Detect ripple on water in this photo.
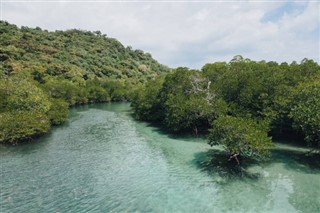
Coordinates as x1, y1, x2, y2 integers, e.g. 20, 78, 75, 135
1, 104, 319, 213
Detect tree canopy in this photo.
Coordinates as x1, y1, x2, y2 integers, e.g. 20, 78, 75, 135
208, 116, 272, 161
0, 21, 170, 144
1, 20, 320, 159
132, 56, 320, 162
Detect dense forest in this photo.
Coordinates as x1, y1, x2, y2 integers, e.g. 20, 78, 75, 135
131, 56, 320, 163
0, 21, 170, 144
1, 21, 319, 165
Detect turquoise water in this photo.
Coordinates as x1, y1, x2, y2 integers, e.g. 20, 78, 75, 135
1, 103, 319, 213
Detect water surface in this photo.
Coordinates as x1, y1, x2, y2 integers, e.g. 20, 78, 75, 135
1, 103, 319, 212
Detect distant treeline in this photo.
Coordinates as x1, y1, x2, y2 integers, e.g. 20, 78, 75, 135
131, 56, 320, 161
0, 21, 170, 144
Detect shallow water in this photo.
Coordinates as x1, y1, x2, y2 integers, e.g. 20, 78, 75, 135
1, 103, 319, 213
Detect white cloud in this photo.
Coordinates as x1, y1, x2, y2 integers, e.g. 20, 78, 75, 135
2, 1, 319, 68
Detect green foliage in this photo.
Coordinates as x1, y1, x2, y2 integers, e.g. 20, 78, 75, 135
0, 21, 169, 84
132, 67, 228, 133
0, 78, 51, 114
203, 57, 320, 147
209, 116, 273, 160
289, 80, 320, 147
1, 19, 319, 151
132, 56, 320, 161
103, 80, 129, 101
202, 62, 228, 83
0, 20, 170, 108
0, 77, 52, 143
86, 80, 110, 103
131, 77, 164, 121
159, 68, 226, 132
41, 78, 83, 105
47, 99, 69, 125
0, 20, 170, 144
0, 111, 50, 144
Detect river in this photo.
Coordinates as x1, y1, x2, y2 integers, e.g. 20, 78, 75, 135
0, 103, 319, 213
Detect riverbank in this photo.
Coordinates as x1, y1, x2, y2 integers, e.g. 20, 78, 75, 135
1, 103, 319, 213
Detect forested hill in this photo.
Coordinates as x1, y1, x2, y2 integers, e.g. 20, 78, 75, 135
0, 21, 170, 144
0, 21, 169, 84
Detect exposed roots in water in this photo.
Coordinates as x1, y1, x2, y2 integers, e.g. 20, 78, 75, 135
193, 150, 261, 182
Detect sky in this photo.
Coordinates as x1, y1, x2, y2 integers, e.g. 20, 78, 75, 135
1, 0, 319, 69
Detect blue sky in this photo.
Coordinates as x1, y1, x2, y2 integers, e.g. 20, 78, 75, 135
261, 1, 307, 23
1, 0, 319, 69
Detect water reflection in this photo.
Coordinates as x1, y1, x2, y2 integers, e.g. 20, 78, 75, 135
193, 149, 262, 181
1, 103, 319, 213
193, 144, 320, 212
270, 147, 320, 172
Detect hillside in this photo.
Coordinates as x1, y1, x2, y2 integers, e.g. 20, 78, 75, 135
0, 21, 170, 144
0, 21, 169, 84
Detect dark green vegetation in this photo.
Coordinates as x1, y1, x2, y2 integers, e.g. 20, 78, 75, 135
1, 20, 319, 166
0, 21, 169, 144
132, 56, 320, 162
208, 116, 272, 161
